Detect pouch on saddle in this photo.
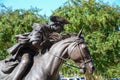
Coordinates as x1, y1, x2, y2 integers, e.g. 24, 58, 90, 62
7, 33, 30, 55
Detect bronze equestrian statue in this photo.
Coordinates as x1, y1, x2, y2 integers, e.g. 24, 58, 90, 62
0, 16, 95, 80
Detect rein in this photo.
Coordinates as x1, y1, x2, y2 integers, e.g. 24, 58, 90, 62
66, 39, 92, 69
49, 53, 80, 69
48, 40, 80, 69
49, 38, 92, 69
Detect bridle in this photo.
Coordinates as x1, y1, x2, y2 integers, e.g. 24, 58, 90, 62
77, 39, 92, 69
50, 38, 92, 69
68, 38, 92, 69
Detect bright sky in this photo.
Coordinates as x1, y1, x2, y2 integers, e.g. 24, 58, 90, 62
0, 0, 120, 16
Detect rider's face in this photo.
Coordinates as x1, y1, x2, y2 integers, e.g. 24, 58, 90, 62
56, 25, 64, 33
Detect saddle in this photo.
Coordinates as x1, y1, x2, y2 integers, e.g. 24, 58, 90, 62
7, 33, 30, 55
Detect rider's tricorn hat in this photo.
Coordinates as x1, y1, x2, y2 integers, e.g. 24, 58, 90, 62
50, 16, 69, 24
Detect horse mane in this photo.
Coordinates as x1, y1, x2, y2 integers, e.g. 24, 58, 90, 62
47, 36, 82, 56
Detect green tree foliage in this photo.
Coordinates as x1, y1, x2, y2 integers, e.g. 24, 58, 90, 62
0, 6, 48, 59
53, 0, 120, 33
52, 0, 120, 78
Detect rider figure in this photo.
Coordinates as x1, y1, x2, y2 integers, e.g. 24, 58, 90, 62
5, 16, 69, 80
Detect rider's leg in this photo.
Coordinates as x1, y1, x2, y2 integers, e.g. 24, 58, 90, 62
13, 53, 31, 80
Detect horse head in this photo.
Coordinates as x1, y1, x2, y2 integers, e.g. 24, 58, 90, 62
67, 29, 95, 74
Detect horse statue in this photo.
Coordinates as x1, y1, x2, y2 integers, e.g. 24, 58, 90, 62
0, 30, 95, 80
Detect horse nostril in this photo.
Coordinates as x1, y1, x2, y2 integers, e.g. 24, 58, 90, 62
92, 66, 95, 71
90, 66, 95, 73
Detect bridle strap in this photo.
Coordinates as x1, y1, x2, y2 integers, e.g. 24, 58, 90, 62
49, 53, 67, 61
48, 41, 79, 69
79, 44, 92, 68
49, 53, 81, 69
49, 38, 91, 69
79, 59, 92, 68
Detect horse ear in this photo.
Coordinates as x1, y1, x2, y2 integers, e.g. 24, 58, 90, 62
77, 29, 82, 38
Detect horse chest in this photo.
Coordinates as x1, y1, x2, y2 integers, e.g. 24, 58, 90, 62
24, 71, 47, 80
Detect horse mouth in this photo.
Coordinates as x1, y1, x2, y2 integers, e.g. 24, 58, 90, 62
79, 66, 95, 74
88, 66, 95, 74
80, 68, 86, 74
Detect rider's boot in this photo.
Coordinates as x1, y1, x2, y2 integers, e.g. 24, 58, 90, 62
13, 53, 31, 80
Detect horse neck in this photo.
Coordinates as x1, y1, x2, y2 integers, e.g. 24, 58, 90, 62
45, 40, 70, 76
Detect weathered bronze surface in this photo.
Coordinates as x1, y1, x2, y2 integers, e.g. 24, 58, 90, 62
0, 16, 94, 80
